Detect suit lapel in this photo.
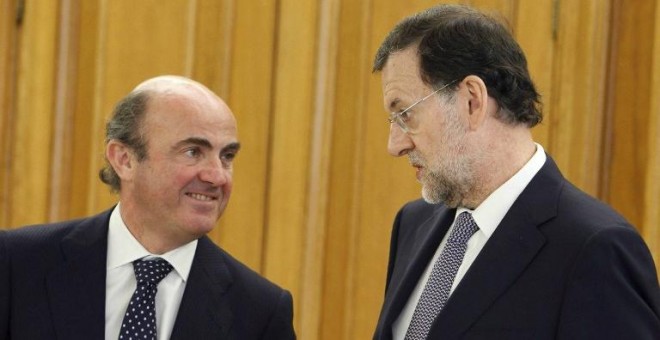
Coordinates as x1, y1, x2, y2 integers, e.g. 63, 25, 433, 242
170, 236, 233, 339
46, 210, 111, 340
378, 206, 456, 339
428, 156, 563, 338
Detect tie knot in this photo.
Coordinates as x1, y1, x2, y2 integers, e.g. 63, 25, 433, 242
448, 212, 479, 244
133, 258, 173, 286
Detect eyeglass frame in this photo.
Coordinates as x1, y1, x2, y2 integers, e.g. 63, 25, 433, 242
388, 79, 458, 133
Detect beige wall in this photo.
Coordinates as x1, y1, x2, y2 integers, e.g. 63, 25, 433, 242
1, 0, 658, 339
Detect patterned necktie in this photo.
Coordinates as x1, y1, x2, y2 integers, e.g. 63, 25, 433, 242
405, 211, 479, 340
119, 258, 173, 340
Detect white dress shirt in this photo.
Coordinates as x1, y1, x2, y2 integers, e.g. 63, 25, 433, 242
392, 144, 547, 339
105, 204, 198, 340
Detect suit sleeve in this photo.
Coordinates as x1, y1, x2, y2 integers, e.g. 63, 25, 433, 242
557, 226, 660, 339
0, 230, 9, 339
262, 289, 296, 339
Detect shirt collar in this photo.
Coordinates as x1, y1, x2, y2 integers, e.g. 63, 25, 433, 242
457, 143, 547, 236
106, 203, 198, 282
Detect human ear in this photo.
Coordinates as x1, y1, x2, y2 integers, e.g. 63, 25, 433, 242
463, 75, 489, 130
105, 140, 136, 181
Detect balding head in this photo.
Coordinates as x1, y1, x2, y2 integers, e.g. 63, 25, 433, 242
99, 75, 234, 192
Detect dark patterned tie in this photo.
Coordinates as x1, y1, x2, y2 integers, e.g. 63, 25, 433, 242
405, 212, 479, 340
118, 258, 173, 340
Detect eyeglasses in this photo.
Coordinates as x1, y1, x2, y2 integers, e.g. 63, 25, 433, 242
388, 79, 458, 133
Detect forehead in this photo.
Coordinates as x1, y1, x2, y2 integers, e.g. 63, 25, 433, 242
381, 47, 430, 109
142, 90, 238, 146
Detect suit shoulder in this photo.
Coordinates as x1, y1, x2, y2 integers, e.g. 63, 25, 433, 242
2, 210, 110, 256
194, 238, 295, 338
198, 238, 288, 297
557, 182, 633, 234
3, 219, 82, 249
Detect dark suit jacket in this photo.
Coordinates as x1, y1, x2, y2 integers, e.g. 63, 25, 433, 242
0, 208, 295, 339
374, 157, 660, 339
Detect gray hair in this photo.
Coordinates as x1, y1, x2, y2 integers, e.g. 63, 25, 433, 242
98, 90, 150, 192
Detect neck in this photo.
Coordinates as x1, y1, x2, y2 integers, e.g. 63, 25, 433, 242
462, 124, 536, 209
118, 200, 191, 255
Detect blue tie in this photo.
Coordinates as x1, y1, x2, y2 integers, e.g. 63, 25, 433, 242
118, 258, 173, 340
405, 211, 479, 339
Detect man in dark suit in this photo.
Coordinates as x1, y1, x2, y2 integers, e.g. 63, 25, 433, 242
372, 5, 659, 339
0, 76, 295, 339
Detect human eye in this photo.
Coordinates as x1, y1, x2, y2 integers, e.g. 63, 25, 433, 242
220, 149, 239, 168
184, 147, 201, 159
398, 108, 412, 122
222, 151, 236, 162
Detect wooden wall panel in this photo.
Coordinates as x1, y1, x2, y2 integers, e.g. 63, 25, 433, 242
263, 0, 319, 335
50, 0, 87, 222
299, 0, 340, 336
320, 1, 372, 338
320, 0, 372, 336
61, 0, 100, 220
190, 0, 232, 96
607, 0, 660, 260
10, 0, 59, 226
605, 0, 656, 229
645, 1, 660, 263
0, 0, 18, 227
548, 0, 610, 196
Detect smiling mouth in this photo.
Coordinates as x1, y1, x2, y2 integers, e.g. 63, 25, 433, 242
187, 193, 217, 201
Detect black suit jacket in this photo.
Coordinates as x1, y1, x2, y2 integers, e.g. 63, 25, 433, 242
374, 157, 660, 339
0, 208, 295, 339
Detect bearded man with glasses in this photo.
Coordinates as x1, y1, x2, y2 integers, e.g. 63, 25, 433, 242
372, 4, 659, 340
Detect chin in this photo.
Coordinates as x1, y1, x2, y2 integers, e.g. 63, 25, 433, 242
182, 215, 219, 235
421, 187, 441, 204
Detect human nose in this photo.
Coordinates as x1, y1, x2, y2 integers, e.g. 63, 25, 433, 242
199, 158, 231, 185
387, 124, 414, 157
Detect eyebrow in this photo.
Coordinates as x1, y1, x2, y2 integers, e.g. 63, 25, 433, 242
222, 142, 241, 154
173, 137, 213, 150
388, 98, 402, 111
172, 137, 241, 153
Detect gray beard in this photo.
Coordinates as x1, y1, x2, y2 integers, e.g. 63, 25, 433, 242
416, 142, 474, 207
420, 166, 470, 207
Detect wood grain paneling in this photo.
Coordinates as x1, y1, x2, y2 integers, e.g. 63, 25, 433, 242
0, 0, 18, 227
10, 0, 59, 226
321, 0, 371, 336
320, 1, 372, 338
605, 0, 655, 230
50, 0, 80, 221
64, 0, 100, 219
263, 0, 319, 335
549, 0, 610, 196
642, 0, 660, 262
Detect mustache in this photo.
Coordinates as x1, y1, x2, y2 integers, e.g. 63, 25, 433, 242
408, 152, 425, 167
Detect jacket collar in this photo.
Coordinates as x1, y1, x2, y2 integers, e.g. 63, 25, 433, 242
47, 209, 112, 339
169, 236, 234, 338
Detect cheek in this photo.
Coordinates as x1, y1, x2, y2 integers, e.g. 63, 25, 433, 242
220, 177, 233, 200
169, 164, 198, 182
